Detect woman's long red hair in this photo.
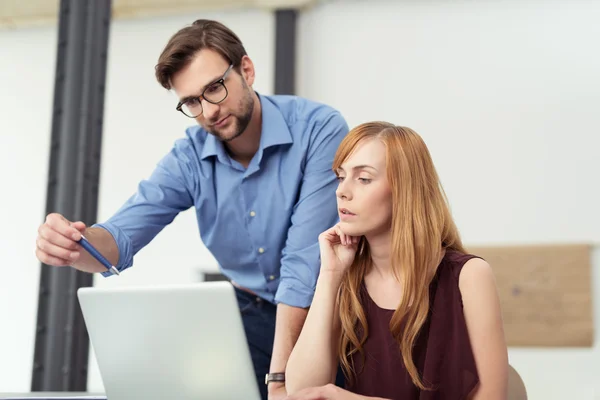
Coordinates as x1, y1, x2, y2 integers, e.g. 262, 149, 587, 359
334, 122, 465, 389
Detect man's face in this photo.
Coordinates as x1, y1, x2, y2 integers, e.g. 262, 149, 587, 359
171, 49, 255, 142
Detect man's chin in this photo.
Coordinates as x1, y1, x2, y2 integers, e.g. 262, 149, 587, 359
218, 129, 243, 142
210, 119, 243, 142
210, 126, 239, 142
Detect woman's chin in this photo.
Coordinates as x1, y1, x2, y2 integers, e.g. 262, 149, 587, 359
339, 222, 364, 237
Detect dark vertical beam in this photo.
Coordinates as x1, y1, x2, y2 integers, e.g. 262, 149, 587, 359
274, 9, 298, 95
32, 0, 112, 391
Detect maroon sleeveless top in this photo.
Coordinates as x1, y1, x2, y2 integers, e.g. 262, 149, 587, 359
346, 250, 480, 400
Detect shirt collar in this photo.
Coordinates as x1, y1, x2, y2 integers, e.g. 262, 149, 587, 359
258, 93, 293, 150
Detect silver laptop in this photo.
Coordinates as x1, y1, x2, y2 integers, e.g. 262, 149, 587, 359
77, 281, 262, 400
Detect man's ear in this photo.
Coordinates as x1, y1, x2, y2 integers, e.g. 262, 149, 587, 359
240, 55, 255, 87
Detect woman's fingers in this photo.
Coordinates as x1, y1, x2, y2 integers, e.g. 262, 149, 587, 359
319, 225, 341, 245
320, 224, 361, 246
334, 225, 346, 245
335, 224, 361, 246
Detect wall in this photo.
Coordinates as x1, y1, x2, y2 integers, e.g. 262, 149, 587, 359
298, 0, 600, 399
1, 0, 599, 398
299, 0, 600, 245
0, 23, 55, 393
0, 9, 274, 392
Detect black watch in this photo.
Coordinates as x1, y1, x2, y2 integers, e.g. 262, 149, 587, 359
265, 372, 285, 385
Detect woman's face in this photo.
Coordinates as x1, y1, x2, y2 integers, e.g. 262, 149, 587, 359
335, 138, 393, 238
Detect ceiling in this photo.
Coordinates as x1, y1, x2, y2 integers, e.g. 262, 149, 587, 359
0, 0, 319, 29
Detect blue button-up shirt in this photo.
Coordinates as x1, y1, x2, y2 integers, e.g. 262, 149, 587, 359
95, 93, 349, 308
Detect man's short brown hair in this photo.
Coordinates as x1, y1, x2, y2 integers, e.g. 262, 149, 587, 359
155, 19, 247, 90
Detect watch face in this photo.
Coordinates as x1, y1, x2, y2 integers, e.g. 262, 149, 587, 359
265, 373, 269, 385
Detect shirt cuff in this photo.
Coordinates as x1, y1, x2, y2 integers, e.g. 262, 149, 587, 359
274, 279, 315, 308
92, 222, 134, 277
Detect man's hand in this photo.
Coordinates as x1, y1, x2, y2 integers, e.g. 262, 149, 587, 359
268, 382, 287, 400
35, 213, 119, 274
36, 213, 86, 267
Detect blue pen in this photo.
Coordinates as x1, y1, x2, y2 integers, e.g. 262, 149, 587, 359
78, 235, 120, 276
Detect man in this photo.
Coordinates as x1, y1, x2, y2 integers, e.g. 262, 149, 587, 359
34, 19, 348, 400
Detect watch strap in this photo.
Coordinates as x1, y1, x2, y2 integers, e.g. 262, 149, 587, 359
265, 372, 285, 385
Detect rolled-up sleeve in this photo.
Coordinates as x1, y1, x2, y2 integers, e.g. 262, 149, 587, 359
95, 138, 196, 276
274, 111, 349, 307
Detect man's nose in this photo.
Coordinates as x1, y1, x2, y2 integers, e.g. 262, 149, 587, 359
202, 100, 220, 120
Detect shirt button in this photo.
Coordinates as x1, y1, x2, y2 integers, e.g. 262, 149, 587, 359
258, 247, 265, 254
269, 275, 276, 281
250, 211, 256, 217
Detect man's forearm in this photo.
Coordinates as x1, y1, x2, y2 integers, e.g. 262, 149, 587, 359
268, 303, 308, 391
73, 227, 120, 273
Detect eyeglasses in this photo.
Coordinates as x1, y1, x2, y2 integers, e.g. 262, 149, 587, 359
176, 64, 233, 118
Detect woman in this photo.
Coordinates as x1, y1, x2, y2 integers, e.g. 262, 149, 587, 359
284, 122, 508, 400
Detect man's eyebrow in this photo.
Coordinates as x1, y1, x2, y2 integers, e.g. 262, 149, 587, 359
178, 74, 223, 103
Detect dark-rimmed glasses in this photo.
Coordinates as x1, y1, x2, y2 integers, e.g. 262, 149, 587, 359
176, 64, 233, 118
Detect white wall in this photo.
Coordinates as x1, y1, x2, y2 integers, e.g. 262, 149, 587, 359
1, 0, 599, 398
0, 24, 55, 393
0, 9, 274, 393
299, 0, 600, 245
298, 0, 600, 399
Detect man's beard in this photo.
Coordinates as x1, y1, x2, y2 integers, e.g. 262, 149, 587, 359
207, 86, 254, 142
